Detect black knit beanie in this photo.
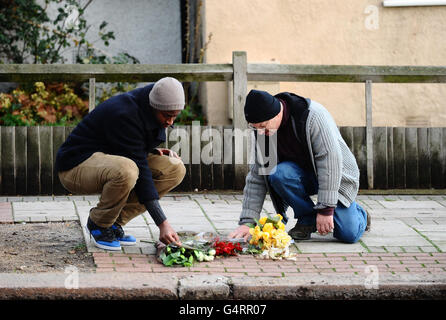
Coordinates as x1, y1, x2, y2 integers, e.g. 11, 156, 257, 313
244, 89, 281, 123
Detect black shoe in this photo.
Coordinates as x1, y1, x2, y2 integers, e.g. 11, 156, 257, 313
111, 223, 136, 246
289, 222, 317, 240
365, 211, 371, 232
86, 217, 121, 251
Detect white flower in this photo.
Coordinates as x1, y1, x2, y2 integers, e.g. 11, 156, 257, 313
204, 255, 214, 261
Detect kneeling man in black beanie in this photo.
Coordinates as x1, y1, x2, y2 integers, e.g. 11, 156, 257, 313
229, 89, 370, 243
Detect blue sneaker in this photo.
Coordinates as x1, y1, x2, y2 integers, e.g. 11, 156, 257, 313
112, 223, 137, 246
86, 217, 121, 251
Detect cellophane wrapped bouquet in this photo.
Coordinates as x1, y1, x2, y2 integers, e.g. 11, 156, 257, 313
248, 214, 296, 261
156, 232, 244, 267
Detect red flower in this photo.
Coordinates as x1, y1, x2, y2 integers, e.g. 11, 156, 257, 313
213, 239, 243, 256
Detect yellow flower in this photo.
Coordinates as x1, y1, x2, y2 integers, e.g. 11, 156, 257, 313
250, 225, 261, 235
277, 221, 286, 231
35, 82, 45, 90
272, 229, 291, 248
250, 216, 293, 251
0, 95, 11, 109
262, 222, 274, 234
249, 225, 264, 246
263, 238, 272, 249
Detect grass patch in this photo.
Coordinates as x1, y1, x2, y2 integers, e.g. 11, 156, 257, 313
193, 199, 220, 235
359, 240, 372, 253
411, 227, 442, 253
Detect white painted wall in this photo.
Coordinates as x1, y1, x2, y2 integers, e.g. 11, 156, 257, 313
46, 0, 182, 64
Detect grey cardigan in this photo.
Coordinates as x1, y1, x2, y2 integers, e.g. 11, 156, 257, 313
239, 99, 360, 225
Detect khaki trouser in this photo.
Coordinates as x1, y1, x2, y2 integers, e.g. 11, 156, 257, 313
59, 152, 186, 228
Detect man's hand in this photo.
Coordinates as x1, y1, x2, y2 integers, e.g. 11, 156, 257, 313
158, 220, 182, 246
155, 148, 180, 159
228, 225, 251, 242
316, 213, 334, 236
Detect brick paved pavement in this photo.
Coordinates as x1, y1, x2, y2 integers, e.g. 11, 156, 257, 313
1, 193, 446, 279
91, 251, 446, 278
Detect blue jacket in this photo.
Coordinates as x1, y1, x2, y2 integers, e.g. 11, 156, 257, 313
55, 84, 165, 204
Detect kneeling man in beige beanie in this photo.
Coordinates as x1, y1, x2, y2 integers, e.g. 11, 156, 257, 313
56, 77, 186, 251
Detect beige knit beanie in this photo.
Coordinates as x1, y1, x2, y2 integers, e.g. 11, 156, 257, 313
149, 77, 185, 111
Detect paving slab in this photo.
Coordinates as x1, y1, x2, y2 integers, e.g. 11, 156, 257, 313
432, 241, 446, 252
416, 232, 445, 242
12, 201, 77, 223
170, 224, 216, 234
125, 215, 149, 227
262, 201, 278, 213
122, 226, 152, 238
413, 225, 446, 232
419, 246, 440, 253
12, 201, 74, 210
437, 200, 446, 207
368, 208, 446, 218
379, 200, 445, 209
398, 217, 421, 226
295, 239, 368, 253
361, 220, 432, 248
198, 204, 242, 212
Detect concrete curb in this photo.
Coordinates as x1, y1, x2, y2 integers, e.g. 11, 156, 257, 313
1, 272, 445, 300
0, 273, 178, 300
230, 274, 446, 300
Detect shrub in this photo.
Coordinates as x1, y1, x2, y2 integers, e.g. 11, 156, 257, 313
176, 102, 206, 125
0, 82, 88, 126
0, 81, 206, 126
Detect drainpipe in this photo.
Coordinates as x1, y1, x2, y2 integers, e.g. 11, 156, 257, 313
383, 0, 446, 6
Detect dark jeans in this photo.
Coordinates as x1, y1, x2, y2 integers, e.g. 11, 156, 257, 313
268, 161, 367, 243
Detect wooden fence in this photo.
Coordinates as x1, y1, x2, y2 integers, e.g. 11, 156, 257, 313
1, 51, 445, 194
0, 125, 444, 195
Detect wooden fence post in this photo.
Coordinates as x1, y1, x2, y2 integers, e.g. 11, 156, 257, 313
1, 127, 15, 195
89, 78, 96, 112
430, 128, 445, 189
212, 125, 224, 189
393, 127, 406, 188
27, 126, 40, 195
232, 51, 248, 190
39, 126, 53, 195
191, 121, 201, 190
15, 126, 27, 195
52, 126, 66, 194
365, 80, 374, 189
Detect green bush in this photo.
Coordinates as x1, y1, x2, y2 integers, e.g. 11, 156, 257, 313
0, 82, 88, 126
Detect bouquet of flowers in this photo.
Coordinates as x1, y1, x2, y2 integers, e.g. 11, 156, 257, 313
213, 238, 243, 256
156, 232, 244, 267
156, 232, 216, 267
158, 244, 216, 267
248, 214, 296, 261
